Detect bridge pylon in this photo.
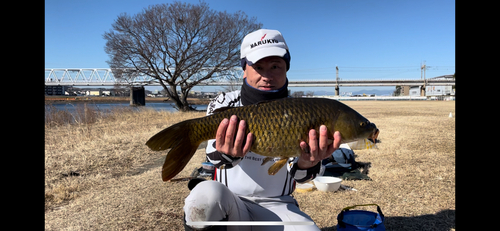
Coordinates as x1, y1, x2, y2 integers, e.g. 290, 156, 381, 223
420, 78, 426, 96
130, 86, 145, 106
335, 66, 340, 96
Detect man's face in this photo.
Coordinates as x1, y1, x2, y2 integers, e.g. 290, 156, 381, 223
244, 56, 287, 91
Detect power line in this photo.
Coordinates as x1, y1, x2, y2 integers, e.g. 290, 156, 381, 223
341, 66, 417, 69
290, 66, 454, 74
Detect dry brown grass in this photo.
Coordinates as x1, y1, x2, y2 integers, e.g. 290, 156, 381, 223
45, 100, 455, 230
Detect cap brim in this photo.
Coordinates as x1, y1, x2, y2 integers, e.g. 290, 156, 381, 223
245, 47, 288, 65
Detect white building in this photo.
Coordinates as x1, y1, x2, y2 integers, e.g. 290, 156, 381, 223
426, 85, 454, 96
86, 90, 101, 96
425, 75, 455, 100
409, 86, 421, 96
426, 75, 455, 96
400, 75, 455, 98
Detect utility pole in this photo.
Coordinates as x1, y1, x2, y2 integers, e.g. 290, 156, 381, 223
421, 61, 427, 80
335, 65, 339, 96
421, 62, 423, 79
421, 61, 426, 96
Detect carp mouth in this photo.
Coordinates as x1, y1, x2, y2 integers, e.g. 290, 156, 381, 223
368, 128, 379, 143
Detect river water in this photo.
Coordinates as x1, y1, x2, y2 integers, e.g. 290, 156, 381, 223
45, 102, 208, 115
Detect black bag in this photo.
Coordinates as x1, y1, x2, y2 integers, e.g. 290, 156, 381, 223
322, 147, 371, 180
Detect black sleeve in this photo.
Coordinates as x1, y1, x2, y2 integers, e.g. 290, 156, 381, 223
206, 139, 243, 169
287, 157, 324, 183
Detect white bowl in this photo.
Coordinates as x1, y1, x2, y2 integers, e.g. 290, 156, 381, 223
313, 176, 342, 192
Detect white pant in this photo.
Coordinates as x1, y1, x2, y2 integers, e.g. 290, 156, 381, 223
184, 181, 320, 231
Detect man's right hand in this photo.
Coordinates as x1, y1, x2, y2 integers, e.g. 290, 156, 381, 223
215, 115, 253, 158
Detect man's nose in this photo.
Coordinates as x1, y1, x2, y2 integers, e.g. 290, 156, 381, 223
261, 70, 274, 81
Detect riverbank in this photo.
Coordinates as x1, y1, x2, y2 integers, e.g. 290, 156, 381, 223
45, 101, 455, 230
45, 95, 212, 105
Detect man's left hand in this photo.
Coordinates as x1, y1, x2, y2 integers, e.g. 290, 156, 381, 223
298, 125, 341, 169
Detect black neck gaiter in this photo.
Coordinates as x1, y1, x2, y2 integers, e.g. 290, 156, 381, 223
240, 78, 289, 106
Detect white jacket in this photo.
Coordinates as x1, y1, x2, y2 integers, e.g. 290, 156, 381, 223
205, 90, 324, 198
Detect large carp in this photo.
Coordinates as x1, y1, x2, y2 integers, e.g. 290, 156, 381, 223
146, 97, 379, 181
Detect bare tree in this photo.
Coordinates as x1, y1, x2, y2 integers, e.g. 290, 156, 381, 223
291, 91, 305, 98
103, 1, 261, 111
222, 78, 243, 92
393, 85, 402, 96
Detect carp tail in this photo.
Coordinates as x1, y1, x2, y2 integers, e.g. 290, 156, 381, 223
146, 120, 201, 181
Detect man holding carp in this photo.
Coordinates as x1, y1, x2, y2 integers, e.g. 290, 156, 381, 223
183, 29, 342, 231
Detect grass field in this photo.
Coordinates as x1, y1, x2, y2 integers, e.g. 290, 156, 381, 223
45, 100, 455, 230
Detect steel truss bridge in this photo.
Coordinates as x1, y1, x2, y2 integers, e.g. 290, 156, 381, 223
45, 68, 455, 87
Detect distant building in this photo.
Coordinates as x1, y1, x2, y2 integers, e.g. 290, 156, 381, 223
426, 86, 454, 96
201, 92, 218, 98
401, 86, 410, 96
400, 86, 422, 96
45, 85, 68, 95
399, 75, 454, 98
189, 90, 202, 97
425, 75, 455, 97
86, 90, 101, 96
409, 86, 421, 96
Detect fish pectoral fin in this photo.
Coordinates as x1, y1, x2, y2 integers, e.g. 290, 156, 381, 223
267, 158, 288, 175
261, 157, 274, 166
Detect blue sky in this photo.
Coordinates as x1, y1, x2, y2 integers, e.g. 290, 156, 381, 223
45, 0, 455, 94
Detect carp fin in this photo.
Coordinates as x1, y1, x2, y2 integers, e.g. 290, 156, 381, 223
145, 120, 201, 181
146, 120, 191, 151
267, 158, 288, 175
160, 137, 200, 182
261, 157, 274, 166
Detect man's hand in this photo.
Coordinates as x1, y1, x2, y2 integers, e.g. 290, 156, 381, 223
215, 115, 253, 158
298, 125, 341, 169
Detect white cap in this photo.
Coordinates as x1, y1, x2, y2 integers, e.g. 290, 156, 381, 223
240, 29, 289, 65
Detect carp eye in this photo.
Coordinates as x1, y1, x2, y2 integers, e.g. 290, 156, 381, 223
360, 122, 367, 127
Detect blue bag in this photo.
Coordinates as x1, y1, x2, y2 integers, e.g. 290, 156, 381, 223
337, 204, 385, 231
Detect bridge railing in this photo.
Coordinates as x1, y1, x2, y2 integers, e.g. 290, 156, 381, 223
45, 68, 244, 86
45, 68, 454, 87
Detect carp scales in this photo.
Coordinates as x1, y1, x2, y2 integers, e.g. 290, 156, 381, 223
146, 97, 379, 181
